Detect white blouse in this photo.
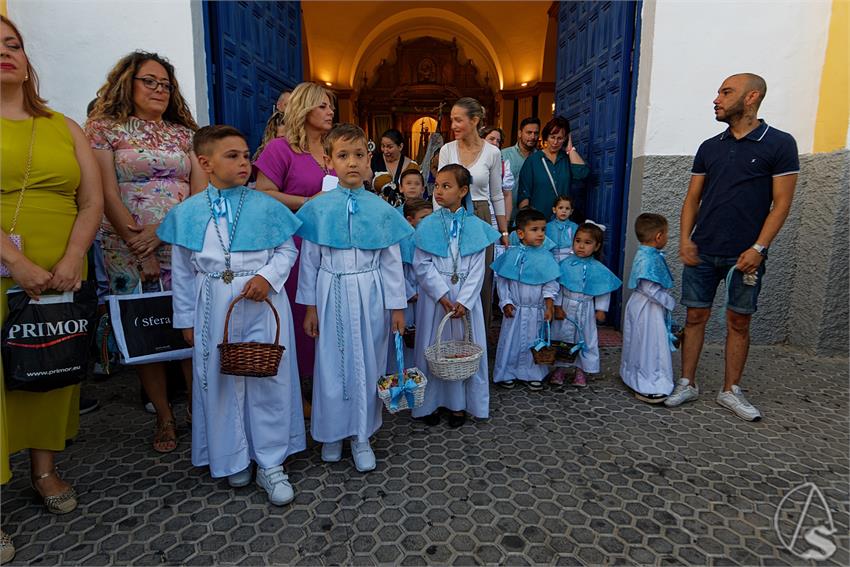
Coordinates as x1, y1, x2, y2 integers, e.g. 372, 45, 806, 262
438, 140, 505, 216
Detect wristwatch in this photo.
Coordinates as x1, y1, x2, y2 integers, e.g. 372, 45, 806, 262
751, 243, 768, 256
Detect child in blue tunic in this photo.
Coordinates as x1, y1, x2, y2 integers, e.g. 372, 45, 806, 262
492, 208, 560, 391
295, 124, 412, 473
547, 195, 579, 263
158, 126, 305, 506
387, 198, 432, 372
411, 164, 501, 428
620, 213, 676, 403
555, 222, 622, 387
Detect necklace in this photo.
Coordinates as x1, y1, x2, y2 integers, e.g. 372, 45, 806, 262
439, 208, 465, 284
206, 188, 248, 283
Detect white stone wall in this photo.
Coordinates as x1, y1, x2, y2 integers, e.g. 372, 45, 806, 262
7, 0, 208, 126
632, 0, 833, 157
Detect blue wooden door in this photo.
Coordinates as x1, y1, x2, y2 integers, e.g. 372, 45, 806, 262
204, 0, 302, 151
556, 0, 636, 321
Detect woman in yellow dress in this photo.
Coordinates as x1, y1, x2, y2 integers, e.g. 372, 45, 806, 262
0, 16, 103, 559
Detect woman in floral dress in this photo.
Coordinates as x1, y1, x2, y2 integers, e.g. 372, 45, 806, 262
86, 51, 205, 452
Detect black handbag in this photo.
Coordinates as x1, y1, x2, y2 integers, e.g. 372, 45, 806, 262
2, 282, 98, 392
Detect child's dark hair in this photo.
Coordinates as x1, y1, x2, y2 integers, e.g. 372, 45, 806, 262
553, 195, 574, 209
193, 125, 247, 157
400, 168, 425, 185
575, 222, 605, 259
634, 213, 668, 243
437, 164, 472, 189
323, 122, 367, 155
403, 197, 433, 219
515, 208, 547, 231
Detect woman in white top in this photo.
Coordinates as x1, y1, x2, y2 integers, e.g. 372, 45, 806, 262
481, 126, 514, 226
438, 97, 509, 329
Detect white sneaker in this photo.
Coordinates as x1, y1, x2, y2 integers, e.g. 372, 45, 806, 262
664, 378, 699, 407
256, 465, 294, 506
351, 439, 376, 472
716, 385, 762, 421
321, 441, 343, 462
227, 465, 252, 488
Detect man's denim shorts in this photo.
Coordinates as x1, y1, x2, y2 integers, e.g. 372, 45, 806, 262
681, 253, 766, 315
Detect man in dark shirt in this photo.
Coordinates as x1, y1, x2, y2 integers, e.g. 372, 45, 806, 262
666, 73, 799, 421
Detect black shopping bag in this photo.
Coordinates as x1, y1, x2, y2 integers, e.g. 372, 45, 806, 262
2, 282, 98, 392
107, 288, 191, 365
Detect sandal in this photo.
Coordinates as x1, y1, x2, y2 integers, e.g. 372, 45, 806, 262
153, 418, 178, 453
31, 469, 78, 514
1, 530, 14, 563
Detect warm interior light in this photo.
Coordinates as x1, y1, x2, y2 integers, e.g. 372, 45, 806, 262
551, 103, 556, 111
325, 81, 333, 87
520, 82, 528, 87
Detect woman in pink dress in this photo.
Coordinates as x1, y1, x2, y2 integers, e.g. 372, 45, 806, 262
254, 82, 335, 414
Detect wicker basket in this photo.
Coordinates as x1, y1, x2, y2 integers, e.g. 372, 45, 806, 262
552, 318, 584, 363
378, 368, 427, 413
402, 325, 416, 349
424, 312, 483, 381
530, 321, 556, 365
218, 296, 284, 377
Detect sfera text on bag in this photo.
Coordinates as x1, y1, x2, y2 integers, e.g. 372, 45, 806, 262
135, 316, 172, 328
5, 318, 90, 340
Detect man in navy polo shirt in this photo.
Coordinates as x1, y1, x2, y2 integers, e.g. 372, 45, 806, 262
666, 73, 799, 421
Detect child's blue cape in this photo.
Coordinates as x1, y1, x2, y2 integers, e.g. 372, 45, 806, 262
491, 244, 560, 285
508, 231, 556, 251
558, 255, 622, 296
296, 186, 413, 249
157, 185, 301, 252
627, 246, 674, 289
399, 234, 415, 265
546, 219, 579, 250
415, 207, 500, 258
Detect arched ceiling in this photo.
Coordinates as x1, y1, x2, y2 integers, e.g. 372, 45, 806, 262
301, 1, 552, 91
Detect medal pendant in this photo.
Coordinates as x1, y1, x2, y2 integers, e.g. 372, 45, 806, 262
222, 269, 235, 284
451, 273, 459, 284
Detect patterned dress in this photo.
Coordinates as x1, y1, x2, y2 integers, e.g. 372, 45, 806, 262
85, 117, 193, 293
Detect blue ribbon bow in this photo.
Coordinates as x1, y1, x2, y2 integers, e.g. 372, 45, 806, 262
210, 194, 233, 227
389, 332, 416, 411
531, 320, 550, 352
347, 192, 359, 215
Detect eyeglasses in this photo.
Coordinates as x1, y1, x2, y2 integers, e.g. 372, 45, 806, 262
134, 77, 175, 93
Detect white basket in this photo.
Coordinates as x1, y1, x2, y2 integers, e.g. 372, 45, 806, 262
377, 367, 427, 413
424, 312, 483, 382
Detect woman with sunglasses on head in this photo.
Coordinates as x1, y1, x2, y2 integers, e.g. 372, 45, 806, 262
85, 51, 206, 454
1, 16, 104, 558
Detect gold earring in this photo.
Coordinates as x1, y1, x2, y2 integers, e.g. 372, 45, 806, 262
24, 73, 29, 81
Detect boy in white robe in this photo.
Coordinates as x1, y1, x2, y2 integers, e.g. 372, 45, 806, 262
158, 126, 305, 506
492, 208, 560, 391
620, 213, 677, 403
411, 164, 501, 428
296, 124, 411, 473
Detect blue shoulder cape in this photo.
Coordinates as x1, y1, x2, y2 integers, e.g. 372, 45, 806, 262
296, 186, 413, 249
546, 219, 579, 250
399, 234, 415, 264
491, 244, 560, 285
415, 207, 501, 258
627, 245, 673, 289
558, 255, 622, 296
508, 230, 556, 251
157, 185, 301, 252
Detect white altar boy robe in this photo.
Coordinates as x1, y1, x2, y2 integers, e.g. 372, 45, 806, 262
620, 279, 676, 395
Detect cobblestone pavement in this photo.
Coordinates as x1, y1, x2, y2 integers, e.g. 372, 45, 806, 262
3, 344, 848, 566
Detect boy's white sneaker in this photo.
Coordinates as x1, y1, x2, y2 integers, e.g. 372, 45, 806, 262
227, 465, 252, 488
716, 385, 762, 421
351, 439, 376, 472
664, 378, 699, 407
256, 465, 294, 506
321, 441, 343, 462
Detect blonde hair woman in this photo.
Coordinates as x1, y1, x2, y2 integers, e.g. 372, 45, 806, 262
1, 17, 103, 555
254, 81, 335, 408
85, 50, 206, 453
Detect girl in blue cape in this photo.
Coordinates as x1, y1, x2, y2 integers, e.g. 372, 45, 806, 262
295, 124, 411, 473
412, 164, 501, 428
158, 126, 305, 506
547, 195, 579, 262
620, 213, 677, 403
492, 208, 561, 391
555, 222, 622, 387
